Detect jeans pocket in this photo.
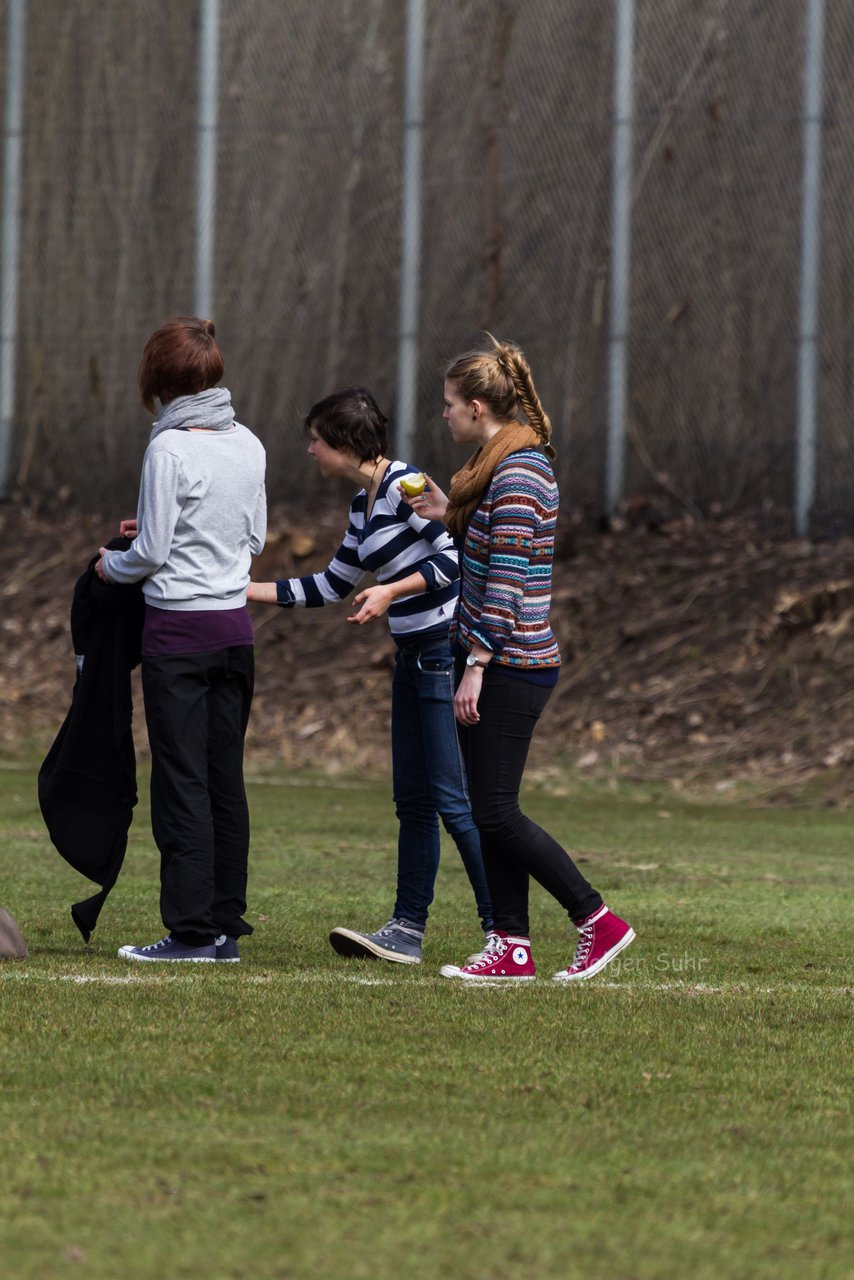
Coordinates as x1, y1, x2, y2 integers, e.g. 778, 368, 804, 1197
417, 652, 454, 675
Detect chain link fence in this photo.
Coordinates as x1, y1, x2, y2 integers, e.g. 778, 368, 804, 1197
2, 0, 852, 531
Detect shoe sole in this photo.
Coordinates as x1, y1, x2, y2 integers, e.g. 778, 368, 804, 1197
118, 948, 215, 963
329, 928, 421, 965
214, 937, 240, 963
552, 927, 636, 982
439, 965, 535, 981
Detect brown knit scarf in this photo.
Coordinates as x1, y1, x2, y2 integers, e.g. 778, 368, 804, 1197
444, 421, 541, 538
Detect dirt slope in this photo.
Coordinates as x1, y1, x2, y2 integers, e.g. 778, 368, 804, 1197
3, 501, 852, 794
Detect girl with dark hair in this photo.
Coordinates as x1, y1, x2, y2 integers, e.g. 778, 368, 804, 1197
95, 318, 267, 963
402, 336, 634, 982
248, 386, 493, 965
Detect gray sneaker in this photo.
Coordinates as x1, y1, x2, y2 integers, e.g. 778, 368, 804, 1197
329, 917, 423, 965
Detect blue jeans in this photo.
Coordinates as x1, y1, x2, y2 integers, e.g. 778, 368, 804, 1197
391, 642, 493, 930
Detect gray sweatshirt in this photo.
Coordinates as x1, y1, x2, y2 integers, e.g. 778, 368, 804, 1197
102, 425, 266, 611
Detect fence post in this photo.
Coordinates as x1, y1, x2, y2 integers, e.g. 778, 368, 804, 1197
195, 0, 220, 320
795, 0, 826, 538
0, 0, 27, 497
605, 0, 635, 517
396, 0, 425, 461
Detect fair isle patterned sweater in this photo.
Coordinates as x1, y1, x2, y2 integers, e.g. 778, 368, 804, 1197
451, 448, 561, 670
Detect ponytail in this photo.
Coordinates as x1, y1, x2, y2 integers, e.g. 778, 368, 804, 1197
487, 333, 555, 460
445, 334, 555, 459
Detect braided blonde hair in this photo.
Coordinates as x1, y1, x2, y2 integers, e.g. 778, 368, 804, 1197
444, 333, 555, 459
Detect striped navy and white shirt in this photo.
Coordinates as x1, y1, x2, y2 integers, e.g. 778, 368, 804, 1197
275, 460, 459, 648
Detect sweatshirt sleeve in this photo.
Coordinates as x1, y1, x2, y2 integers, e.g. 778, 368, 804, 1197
249, 481, 267, 556
100, 448, 185, 585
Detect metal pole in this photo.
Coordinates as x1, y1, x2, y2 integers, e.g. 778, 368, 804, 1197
195, 0, 220, 319
396, 0, 425, 461
605, 0, 635, 516
0, 0, 27, 497
795, 0, 826, 538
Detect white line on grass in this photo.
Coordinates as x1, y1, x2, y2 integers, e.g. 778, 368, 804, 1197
0, 970, 850, 996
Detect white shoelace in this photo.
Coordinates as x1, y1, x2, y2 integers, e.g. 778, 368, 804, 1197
377, 918, 421, 940
570, 921, 595, 970
466, 935, 510, 971
465, 931, 501, 966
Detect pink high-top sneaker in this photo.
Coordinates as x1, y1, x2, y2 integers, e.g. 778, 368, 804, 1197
440, 932, 536, 981
552, 905, 635, 982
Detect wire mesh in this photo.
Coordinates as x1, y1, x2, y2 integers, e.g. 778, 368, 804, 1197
628, 0, 804, 520
1, 0, 851, 530
816, 0, 854, 534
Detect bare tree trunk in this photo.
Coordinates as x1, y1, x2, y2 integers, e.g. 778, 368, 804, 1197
323, 0, 384, 389
482, 2, 515, 330
710, 7, 742, 505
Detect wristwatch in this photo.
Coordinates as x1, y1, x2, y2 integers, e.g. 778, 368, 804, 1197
465, 654, 490, 669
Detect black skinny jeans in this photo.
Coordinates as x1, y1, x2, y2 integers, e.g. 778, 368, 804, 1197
142, 645, 254, 946
456, 662, 602, 936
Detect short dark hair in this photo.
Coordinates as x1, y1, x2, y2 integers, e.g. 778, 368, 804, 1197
304, 387, 389, 463
137, 317, 224, 412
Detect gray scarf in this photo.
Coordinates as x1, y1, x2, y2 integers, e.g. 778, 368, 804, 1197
150, 387, 235, 440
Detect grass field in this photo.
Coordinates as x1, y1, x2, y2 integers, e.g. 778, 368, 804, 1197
0, 759, 850, 1280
